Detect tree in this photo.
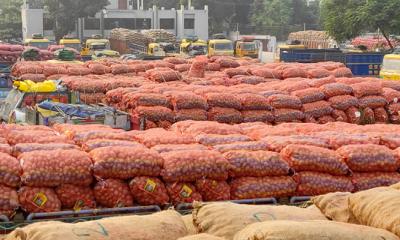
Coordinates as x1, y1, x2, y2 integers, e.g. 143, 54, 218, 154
0, 0, 23, 42
321, 0, 400, 49
44, 0, 109, 41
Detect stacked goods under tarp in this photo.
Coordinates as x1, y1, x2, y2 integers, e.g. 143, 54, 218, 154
288, 30, 337, 49
142, 29, 176, 43
109, 28, 152, 54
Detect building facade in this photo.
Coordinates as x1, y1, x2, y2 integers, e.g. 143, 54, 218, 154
21, 0, 209, 41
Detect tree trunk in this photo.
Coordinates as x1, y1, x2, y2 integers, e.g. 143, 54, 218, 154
378, 26, 394, 50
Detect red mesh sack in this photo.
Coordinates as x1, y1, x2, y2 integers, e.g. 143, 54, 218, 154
224, 150, 290, 177
90, 146, 163, 179
352, 172, 400, 191
303, 101, 333, 118
267, 94, 302, 110
0, 185, 19, 218
230, 177, 297, 199
382, 80, 400, 91
6, 130, 55, 145
188, 59, 207, 78
215, 58, 240, 68
308, 76, 336, 88
88, 64, 111, 74
129, 177, 169, 205
387, 103, 400, 123
374, 108, 389, 123
181, 122, 242, 135
332, 109, 348, 122
67, 67, 91, 76
134, 131, 196, 148
161, 150, 229, 182
207, 107, 243, 124
213, 141, 269, 153
55, 184, 96, 210
291, 88, 325, 104
351, 81, 383, 98
205, 93, 242, 110
382, 88, 400, 103
251, 68, 282, 79
175, 109, 208, 121
274, 109, 305, 122
169, 92, 208, 110
19, 149, 92, 187
238, 94, 271, 110
320, 83, 353, 98
13, 143, 78, 157
307, 68, 331, 78
82, 139, 142, 152
166, 182, 202, 204
69, 129, 129, 143
380, 134, 400, 149
224, 68, 248, 78
206, 62, 221, 71
195, 179, 230, 201
263, 135, 329, 152
281, 144, 350, 175
294, 172, 354, 196
151, 144, 208, 154
195, 134, 251, 146
241, 110, 274, 123
18, 187, 61, 213
175, 64, 191, 72
233, 75, 268, 85
317, 115, 335, 124
0, 144, 12, 155
282, 68, 307, 79
111, 64, 130, 74
329, 95, 359, 110
94, 179, 133, 208
332, 67, 353, 77
133, 106, 175, 122
43, 66, 68, 77
361, 107, 375, 124
337, 144, 399, 172
79, 92, 105, 105
0, 153, 20, 188
123, 93, 172, 109
323, 133, 380, 150
19, 74, 46, 82
148, 69, 182, 82
346, 107, 362, 124
358, 95, 388, 109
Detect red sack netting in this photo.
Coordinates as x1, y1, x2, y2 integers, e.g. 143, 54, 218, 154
263, 135, 330, 152
67, 67, 91, 76
132, 106, 175, 122
352, 172, 400, 191
18, 187, 61, 213
188, 59, 208, 78
164, 57, 188, 65
237, 94, 271, 110
233, 75, 269, 85
151, 144, 208, 153
303, 101, 333, 118
379, 134, 400, 149
374, 107, 389, 123
328, 95, 359, 111
282, 68, 307, 79
88, 64, 111, 75
332, 109, 348, 122
361, 107, 375, 124
213, 141, 269, 153
90, 146, 163, 179
281, 144, 350, 176
55, 184, 96, 210
230, 176, 297, 199
251, 68, 282, 79
278, 81, 310, 94
195, 134, 252, 146
241, 110, 275, 123
294, 172, 354, 196
319, 133, 380, 150
175, 109, 208, 121
0, 185, 19, 218
387, 103, 400, 123
111, 64, 131, 75
161, 150, 229, 182
337, 144, 399, 172
134, 131, 196, 148
123, 92, 172, 109
19, 149, 92, 187
351, 81, 383, 98
223, 150, 290, 177
72, 130, 135, 145
19, 74, 46, 82
13, 143, 78, 157
215, 58, 240, 68
207, 107, 243, 124
79, 92, 106, 104
274, 109, 305, 123
317, 115, 335, 124
382, 80, 400, 91
307, 68, 331, 79
6, 130, 57, 145
358, 95, 388, 109
291, 88, 325, 104
0, 153, 21, 188
320, 83, 353, 98
332, 67, 353, 77
175, 64, 191, 72
308, 76, 336, 88
267, 94, 302, 110
82, 139, 142, 152
346, 106, 362, 124
166, 182, 202, 204
94, 179, 133, 208
382, 87, 400, 103
169, 92, 208, 110
42, 66, 68, 77
195, 179, 230, 201
147, 69, 182, 82
205, 93, 242, 110
129, 177, 169, 206
0, 144, 12, 155
177, 121, 243, 135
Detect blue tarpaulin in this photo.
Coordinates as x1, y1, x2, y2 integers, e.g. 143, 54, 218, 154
38, 101, 105, 118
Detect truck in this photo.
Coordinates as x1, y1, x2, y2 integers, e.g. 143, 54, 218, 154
208, 34, 234, 57
380, 54, 400, 80
235, 38, 259, 58
24, 34, 51, 50
180, 36, 208, 56
81, 36, 120, 60
59, 37, 82, 52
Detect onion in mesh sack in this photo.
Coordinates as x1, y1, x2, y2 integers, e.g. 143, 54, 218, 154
352, 172, 400, 191
195, 134, 252, 146
18, 187, 61, 213
267, 94, 302, 110
55, 184, 96, 210
166, 182, 202, 204
82, 139, 143, 152
195, 179, 230, 201
94, 179, 134, 208
129, 177, 169, 206
320, 83, 353, 98
13, 143, 78, 157
0, 185, 19, 218
213, 141, 269, 153
134, 131, 196, 148
0, 153, 21, 187
291, 88, 325, 104
294, 172, 354, 196
351, 81, 383, 98
328, 95, 359, 111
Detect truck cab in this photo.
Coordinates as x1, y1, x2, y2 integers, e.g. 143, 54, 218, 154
380, 54, 400, 80
235, 39, 259, 58
208, 39, 234, 57
59, 37, 82, 52
147, 43, 166, 57
181, 37, 208, 56
81, 37, 119, 60
24, 34, 51, 50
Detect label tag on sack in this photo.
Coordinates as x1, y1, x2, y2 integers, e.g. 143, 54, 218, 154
73, 200, 85, 212
180, 184, 193, 198
144, 179, 157, 193
115, 201, 125, 208
33, 192, 48, 207
355, 111, 361, 118
394, 98, 398, 103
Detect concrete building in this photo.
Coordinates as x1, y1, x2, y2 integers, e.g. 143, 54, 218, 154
21, 0, 209, 41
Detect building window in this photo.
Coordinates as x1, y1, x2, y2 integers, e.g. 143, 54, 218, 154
27, 0, 43, 9
136, 18, 151, 30
160, 18, 174, 29
43, 18, 54, 31
184, 18, 195, 29
104, 18, 135, 30
85, 18, 100, 30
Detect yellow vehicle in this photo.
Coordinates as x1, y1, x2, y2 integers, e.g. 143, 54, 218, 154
380, 54, 400, 80
59, 37, 81, 52
147, 43, 166, 57
235, 39, 259, 58
208, 39, 234, 57
24, 34, 51, 50
81, 38, 119, 60
180, 37, 208, 56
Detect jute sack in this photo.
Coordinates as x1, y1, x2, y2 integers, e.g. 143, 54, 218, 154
6, 210, 187, 240
192, 202, 326, 240
312, 192, 359, 223
349, 187, 400, 237
233, 220, 400, 240
178, 233, 225, 240
391, 182, 400, 190
182, 214, 197, 235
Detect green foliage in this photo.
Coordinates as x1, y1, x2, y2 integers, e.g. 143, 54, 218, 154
0, 0, 23, 41
321, 0, 400, 47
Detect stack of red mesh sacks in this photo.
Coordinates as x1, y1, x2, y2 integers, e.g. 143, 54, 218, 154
0, 44, 23, 63
381, 80, 400, 123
